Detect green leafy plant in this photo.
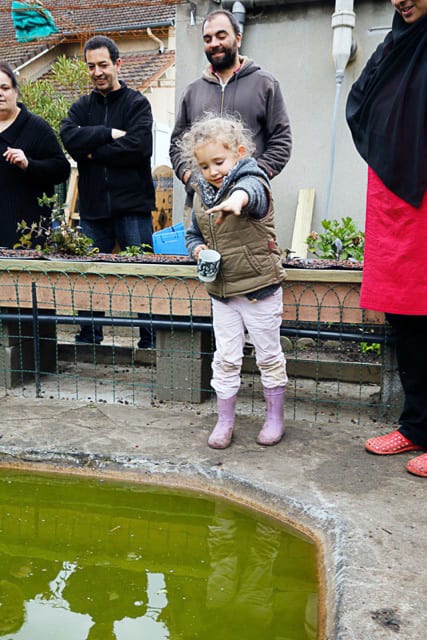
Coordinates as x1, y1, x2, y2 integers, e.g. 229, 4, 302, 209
19, 55, 90, 135
360, 342, 381, 356
118, 244, 153, 256
14, 194, 98, 257
306, 217, 365, 261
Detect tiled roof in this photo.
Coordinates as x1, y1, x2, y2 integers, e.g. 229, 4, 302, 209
0, 1, 180, 69
39, 49, 175, 98
119, 49, 175, 90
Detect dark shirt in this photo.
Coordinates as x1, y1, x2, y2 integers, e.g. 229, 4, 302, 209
0, 103, 70, 248
60, 83, 155, 220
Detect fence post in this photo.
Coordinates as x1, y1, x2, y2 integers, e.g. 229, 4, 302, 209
156, 327, 212, 403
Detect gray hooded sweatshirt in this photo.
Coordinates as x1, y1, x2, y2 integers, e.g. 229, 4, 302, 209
169, 56, 292, 183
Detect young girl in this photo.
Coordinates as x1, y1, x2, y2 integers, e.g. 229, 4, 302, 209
181, 115, 288, 449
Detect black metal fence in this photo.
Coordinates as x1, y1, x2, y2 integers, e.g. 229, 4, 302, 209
0, 261, 400, 423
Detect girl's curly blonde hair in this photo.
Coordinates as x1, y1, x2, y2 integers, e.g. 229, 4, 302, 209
178, 113, 256, 172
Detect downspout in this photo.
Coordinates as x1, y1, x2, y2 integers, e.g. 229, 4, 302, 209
323, 0, 357, 219
147, 27, 165, 53
230, 2, 246, 33
189, 2, 197, 26
332, 0, 357, 82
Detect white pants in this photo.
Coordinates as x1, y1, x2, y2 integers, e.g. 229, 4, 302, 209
211, 288, 288, 399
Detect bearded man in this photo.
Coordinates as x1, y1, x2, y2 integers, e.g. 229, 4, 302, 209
169, 10, 292, 207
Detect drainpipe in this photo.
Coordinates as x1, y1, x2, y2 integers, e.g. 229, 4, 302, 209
147, 27, 165, 53
189, 2, 197, 26
331, 0, 357, 82
323, 0, 357, 218
219, 0, 293, 31
230, 2, 246, 33
209, 1, 247, 33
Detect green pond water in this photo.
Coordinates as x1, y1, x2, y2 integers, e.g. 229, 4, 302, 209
0, 470, 318, 640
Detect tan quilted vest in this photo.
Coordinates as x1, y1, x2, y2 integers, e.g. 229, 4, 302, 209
194, 186, 286, 298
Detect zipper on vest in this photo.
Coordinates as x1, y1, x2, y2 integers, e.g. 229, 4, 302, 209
208, 212, 226, 297
208, 212, 217, 250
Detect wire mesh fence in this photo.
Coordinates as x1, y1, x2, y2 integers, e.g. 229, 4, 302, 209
0, 260, 401, 423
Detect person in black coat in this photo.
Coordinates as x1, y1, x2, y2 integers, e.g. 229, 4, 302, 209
0, 62, 70, 249
60, 36, 156, 347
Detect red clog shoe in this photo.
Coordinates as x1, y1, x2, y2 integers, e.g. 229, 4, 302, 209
365, 430, 425, 455
406, 453, 427, 477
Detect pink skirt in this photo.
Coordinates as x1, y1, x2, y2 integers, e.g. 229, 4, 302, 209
360, 169, 427, 315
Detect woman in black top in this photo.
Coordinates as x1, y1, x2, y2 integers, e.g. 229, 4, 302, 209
0, 62, 70, 248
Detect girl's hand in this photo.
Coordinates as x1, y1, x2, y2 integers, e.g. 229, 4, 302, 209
194, 244, 209, 261
206, 189, 249, 225
3, 147, 28, 170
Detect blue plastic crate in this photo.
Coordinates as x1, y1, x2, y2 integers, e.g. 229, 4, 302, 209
152, 223, 188, 255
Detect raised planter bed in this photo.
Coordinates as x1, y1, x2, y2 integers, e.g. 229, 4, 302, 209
0, 250, 380, 323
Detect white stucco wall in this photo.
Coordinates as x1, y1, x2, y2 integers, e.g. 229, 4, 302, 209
173, 0, 394, 249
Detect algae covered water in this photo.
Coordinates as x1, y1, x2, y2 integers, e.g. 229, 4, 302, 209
0, 470, 318, 639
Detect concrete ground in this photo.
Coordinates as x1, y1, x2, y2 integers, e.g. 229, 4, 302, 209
0, 394, 425, 639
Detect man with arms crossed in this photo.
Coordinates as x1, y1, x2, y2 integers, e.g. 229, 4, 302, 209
61, 36, 156, 348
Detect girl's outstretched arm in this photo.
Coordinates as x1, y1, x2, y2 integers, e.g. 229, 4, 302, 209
206, 190, 249, 224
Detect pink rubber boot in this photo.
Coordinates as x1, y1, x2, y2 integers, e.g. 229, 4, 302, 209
208, 395, 237, 449
256, 386, 285, 446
